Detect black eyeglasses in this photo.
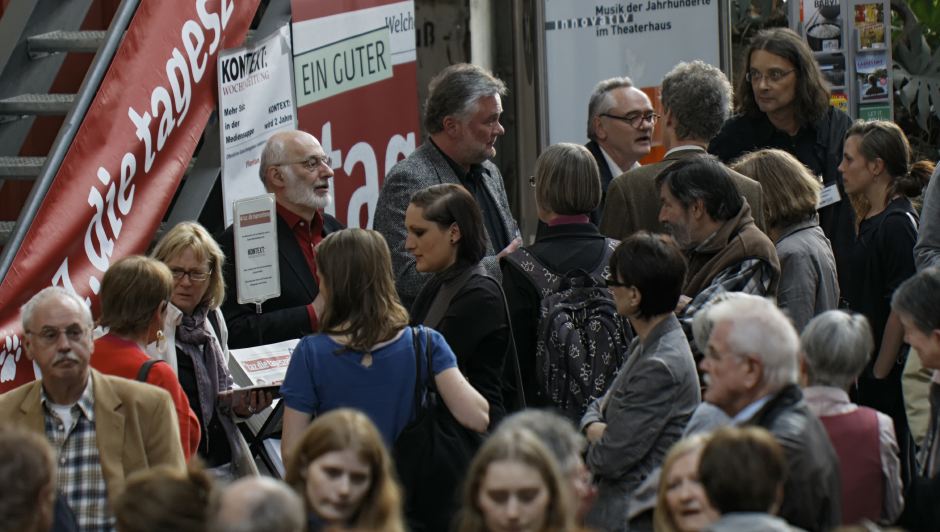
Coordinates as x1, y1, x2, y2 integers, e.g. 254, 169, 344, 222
745, 68, 796, 84
170, 268, 211, 282
600, 111, 659, 128
277, 155, 332, 172
606, 279, 628, 288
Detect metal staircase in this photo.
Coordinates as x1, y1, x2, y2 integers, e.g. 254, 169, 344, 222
0, 0, 290, 282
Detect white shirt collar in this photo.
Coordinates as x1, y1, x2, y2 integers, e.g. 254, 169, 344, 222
664, 144, 706, 157
598, 145, 624, 176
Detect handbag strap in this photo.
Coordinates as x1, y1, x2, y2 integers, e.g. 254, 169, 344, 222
409, 326, 424, 415
423, 325, 435, 393
495, 281, 526, 409
423, 264, 487, 328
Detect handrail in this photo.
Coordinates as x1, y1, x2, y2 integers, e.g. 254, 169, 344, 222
0, 0, 142, 283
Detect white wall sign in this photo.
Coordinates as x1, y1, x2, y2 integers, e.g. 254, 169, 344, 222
219, 23, 297, 227
543, 0, 721, 145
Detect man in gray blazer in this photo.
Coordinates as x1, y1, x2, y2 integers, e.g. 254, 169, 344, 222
600, 61, 764, 240
374, 63, 520, 308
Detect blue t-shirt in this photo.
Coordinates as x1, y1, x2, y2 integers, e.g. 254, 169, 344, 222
280, 326, 457, 444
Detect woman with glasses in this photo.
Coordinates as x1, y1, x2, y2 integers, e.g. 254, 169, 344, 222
150, 221, 270, 472
708, 27, 855, 292
91, 255, 201, 459
579, 232, 699, 532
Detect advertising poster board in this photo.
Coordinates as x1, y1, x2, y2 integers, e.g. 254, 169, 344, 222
0, 0, 259, 391
290, 0, 419, 229
218, 23, 297, 227
542, 0, 722, 151
232, 194, 280, 305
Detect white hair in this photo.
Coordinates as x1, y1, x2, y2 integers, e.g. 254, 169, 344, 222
708, 296, 800, 390
20, 286, 92, 331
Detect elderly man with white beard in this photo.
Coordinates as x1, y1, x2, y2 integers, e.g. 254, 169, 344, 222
218, 130, 344, 348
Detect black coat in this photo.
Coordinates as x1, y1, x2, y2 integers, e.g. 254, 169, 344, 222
745, 384, 842, 532
217, 212, 343, 349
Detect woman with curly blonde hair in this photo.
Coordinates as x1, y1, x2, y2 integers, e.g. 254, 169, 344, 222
284, 408, 404, 532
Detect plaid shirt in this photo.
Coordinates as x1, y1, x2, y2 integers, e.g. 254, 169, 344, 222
42, 378, 114, 532
677, 257, 776, 345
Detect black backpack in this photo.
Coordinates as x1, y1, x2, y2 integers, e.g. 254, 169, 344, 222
504, 239, 632, 421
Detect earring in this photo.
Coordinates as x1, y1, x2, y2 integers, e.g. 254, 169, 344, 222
155, 330, 167, 355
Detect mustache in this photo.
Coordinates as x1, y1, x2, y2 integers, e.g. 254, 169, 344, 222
52, 351, 82, 366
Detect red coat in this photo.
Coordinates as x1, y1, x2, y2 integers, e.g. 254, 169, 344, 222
91, 334, 200, 460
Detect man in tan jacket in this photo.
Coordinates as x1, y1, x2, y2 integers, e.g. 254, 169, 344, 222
0, 287, 184, 530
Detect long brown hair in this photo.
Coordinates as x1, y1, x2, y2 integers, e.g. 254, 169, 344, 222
315, 228, 410, 352
457, 428, 576, 532
735, 28, 829, 126
283, 409, 404, 531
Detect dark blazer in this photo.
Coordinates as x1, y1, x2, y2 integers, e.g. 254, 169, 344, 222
747, 384, 842, 532
586, 140, 616, 226
599, 147, 764, 240
374, 141, 519, 308
218, 211, 343, 349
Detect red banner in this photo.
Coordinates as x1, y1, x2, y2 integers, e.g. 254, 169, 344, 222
0, 0, 260, 392
290, 0, 420, 229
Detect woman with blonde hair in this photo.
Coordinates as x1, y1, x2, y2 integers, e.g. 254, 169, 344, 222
731, 148, 839, 330
92, 255, 200, 459
653, 435, 718, 532
838, 120, 934, 480
280, 228, 489, 452
284, 409, 404, 532
151, 221, 268, 471
458, 427, 577, 532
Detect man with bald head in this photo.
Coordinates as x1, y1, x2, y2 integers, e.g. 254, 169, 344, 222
219, 130, 344, 348
210, 476, 305, 532
0, 287, 184, 530
585, 77, 654, 224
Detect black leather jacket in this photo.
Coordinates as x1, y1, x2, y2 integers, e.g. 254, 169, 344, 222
745, 384, 842, 531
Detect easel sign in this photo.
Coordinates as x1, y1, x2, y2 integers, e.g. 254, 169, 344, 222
233, 194, 281, 305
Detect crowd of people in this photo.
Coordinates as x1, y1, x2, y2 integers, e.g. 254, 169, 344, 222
3, 25, 940, 532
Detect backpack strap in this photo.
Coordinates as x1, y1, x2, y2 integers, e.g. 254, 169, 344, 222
136, 359, 163, 382
503, 248, 562, 299
588, 238, 620, 281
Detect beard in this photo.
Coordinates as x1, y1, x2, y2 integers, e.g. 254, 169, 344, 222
663, 221, 692, 249
283, 166, 333, 211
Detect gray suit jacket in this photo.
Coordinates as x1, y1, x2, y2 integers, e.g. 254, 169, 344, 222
374, 140, 519, 307
599, 148, 765, 240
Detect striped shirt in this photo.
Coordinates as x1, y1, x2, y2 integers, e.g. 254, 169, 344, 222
42, 378, 114, 531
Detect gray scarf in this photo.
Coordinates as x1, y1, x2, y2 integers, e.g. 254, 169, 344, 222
176, 304, 231, 423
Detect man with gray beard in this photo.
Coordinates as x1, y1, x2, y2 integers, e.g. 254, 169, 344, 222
218, 130, 344, 348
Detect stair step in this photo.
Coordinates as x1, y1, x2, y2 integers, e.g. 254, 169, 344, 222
28, 30, 106, 54
0, 156, 45, 178
0, 94, 75, 116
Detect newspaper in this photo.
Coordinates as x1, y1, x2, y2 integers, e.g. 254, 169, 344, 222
228, 338, 299, 387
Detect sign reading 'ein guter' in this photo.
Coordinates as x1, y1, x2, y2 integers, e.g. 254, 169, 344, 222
294, 27, 393, 106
